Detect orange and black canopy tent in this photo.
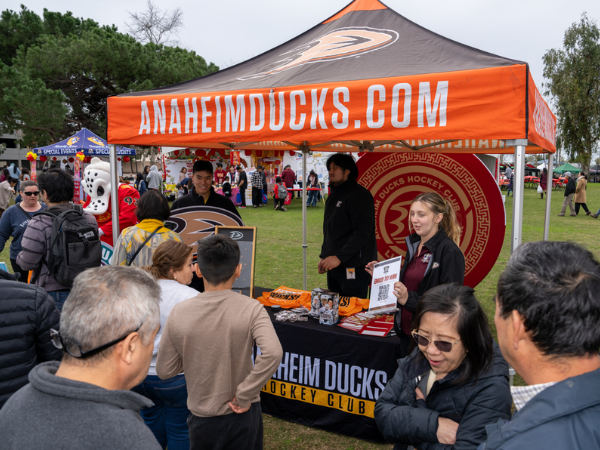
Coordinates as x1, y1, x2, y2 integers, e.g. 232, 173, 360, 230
107, 0, 556, 154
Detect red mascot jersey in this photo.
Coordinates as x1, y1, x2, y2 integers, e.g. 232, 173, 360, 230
83, 184, 140, 247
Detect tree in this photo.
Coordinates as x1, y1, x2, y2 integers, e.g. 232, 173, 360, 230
12, 27, 218, 138
125, 0, 183, 45
0, 5, 217, 143
543, 13, 600, 175
0, 5, 107, 66
0, 63, 67, 147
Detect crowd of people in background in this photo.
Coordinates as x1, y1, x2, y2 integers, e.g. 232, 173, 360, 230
0, 157, 599, 449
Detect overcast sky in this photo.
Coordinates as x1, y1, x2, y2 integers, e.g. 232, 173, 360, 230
5, 0, 600, 95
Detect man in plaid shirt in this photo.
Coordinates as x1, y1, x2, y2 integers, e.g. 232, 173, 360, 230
251, 166, 264, 208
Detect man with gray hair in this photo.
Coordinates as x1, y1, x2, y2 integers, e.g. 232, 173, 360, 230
0, 266, 162, 450
557, 171, 576, 216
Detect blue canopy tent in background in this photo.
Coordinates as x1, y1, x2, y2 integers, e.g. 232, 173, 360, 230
33, 128, 136, 156
32, 128, 137, 204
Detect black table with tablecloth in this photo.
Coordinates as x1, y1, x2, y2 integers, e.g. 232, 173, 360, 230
256, 288, 402, 442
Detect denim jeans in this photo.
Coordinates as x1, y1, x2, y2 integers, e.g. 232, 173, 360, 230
307, 189, 318, 207
47, 291, 70, 312
132, 374, 190, 450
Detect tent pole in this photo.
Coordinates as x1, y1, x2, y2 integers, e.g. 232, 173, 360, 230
507, 139, 527, 387
509, 140, 527, 253
109, 145, 120, 246
543, 153, 554, 241
302, 145, 308, 290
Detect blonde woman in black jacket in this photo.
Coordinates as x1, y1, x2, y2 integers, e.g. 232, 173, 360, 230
368, 192, 465, 356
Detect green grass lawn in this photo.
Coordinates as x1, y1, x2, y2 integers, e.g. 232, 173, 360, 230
2, 185, 599, 449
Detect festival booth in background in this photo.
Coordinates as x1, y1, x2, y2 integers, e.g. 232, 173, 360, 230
105, 0, 556, 441
160, 147, 299, 205
554, 162, 581, 175
33, 128, 136, 203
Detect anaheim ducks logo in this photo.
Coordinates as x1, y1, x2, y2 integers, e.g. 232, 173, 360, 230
67, 136, 80, 146
356, 152, 506, 289
238, 27, 398, 80
87, 137, 105, 146
165, 206, 244, 261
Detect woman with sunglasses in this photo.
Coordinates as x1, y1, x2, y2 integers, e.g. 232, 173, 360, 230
367, 192, 465, 357
0, 180, 46, 282
133, 240, 198, 450
375, 284, 512, 450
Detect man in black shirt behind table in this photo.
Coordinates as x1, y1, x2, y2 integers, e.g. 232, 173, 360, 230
319, 153, 377, 299
171, 160, 241, 292
171, 160, 240, 217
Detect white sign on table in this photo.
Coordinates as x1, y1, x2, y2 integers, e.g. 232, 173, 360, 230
369, 256, 402, 314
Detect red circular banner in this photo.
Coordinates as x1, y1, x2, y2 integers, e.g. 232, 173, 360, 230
356, 152, 505, 288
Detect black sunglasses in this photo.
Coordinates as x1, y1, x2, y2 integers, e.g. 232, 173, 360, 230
23, 191, 40, 196
411, 330, 461, 353
50, 323, 142, 359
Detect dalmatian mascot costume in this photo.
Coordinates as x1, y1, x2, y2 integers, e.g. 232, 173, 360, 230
82, 157, 139, 247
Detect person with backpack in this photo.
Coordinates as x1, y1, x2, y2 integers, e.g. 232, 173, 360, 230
112, 190, 183, 267
17, 169, 100, 311
273, 176, 288, 211
0, 181, 47, 283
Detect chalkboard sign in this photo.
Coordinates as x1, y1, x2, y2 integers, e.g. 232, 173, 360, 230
215, 226, 257, 298
165, 206, 244, 263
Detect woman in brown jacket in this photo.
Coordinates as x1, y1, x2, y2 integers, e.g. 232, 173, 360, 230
574, 173, 590, 215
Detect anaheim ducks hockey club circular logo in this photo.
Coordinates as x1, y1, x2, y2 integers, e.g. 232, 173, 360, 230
356, 153, 505, 288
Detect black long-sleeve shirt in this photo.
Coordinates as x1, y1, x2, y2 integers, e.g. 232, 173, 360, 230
320, 179, 377, 268
171, 187, 240, 218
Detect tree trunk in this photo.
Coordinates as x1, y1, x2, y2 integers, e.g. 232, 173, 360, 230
149, 147, 157, 165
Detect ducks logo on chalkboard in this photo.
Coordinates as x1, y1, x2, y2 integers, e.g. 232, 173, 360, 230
165, 206, 244, 261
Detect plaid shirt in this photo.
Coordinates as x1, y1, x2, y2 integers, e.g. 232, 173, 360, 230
281, 169, 296, 187
511, 381, 556, 411
251, 171, 263, 188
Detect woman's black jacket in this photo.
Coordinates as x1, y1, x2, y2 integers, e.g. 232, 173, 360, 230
400, 229, 465, 316
375, 344, 512, 450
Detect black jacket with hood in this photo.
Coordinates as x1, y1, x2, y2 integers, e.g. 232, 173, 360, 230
320, 179, 377, 268
396, 229, 465, 334
564, 176, 576, 197
0, 270, 61, 408
375, 344, 512, 450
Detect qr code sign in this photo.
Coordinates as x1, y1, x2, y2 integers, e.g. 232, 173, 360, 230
378, 284, 390, 302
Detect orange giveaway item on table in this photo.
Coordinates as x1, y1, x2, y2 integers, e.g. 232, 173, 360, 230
258, 287, 369, 315
339, 296, 368, 316
258, 286, 312, 309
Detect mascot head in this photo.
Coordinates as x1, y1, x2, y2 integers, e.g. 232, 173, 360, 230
83, 157, 111, 215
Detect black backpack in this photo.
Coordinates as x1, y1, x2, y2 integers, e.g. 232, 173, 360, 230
33, 205, 102, 286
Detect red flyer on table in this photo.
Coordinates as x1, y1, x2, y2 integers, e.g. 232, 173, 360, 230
359, 322, 394, 337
